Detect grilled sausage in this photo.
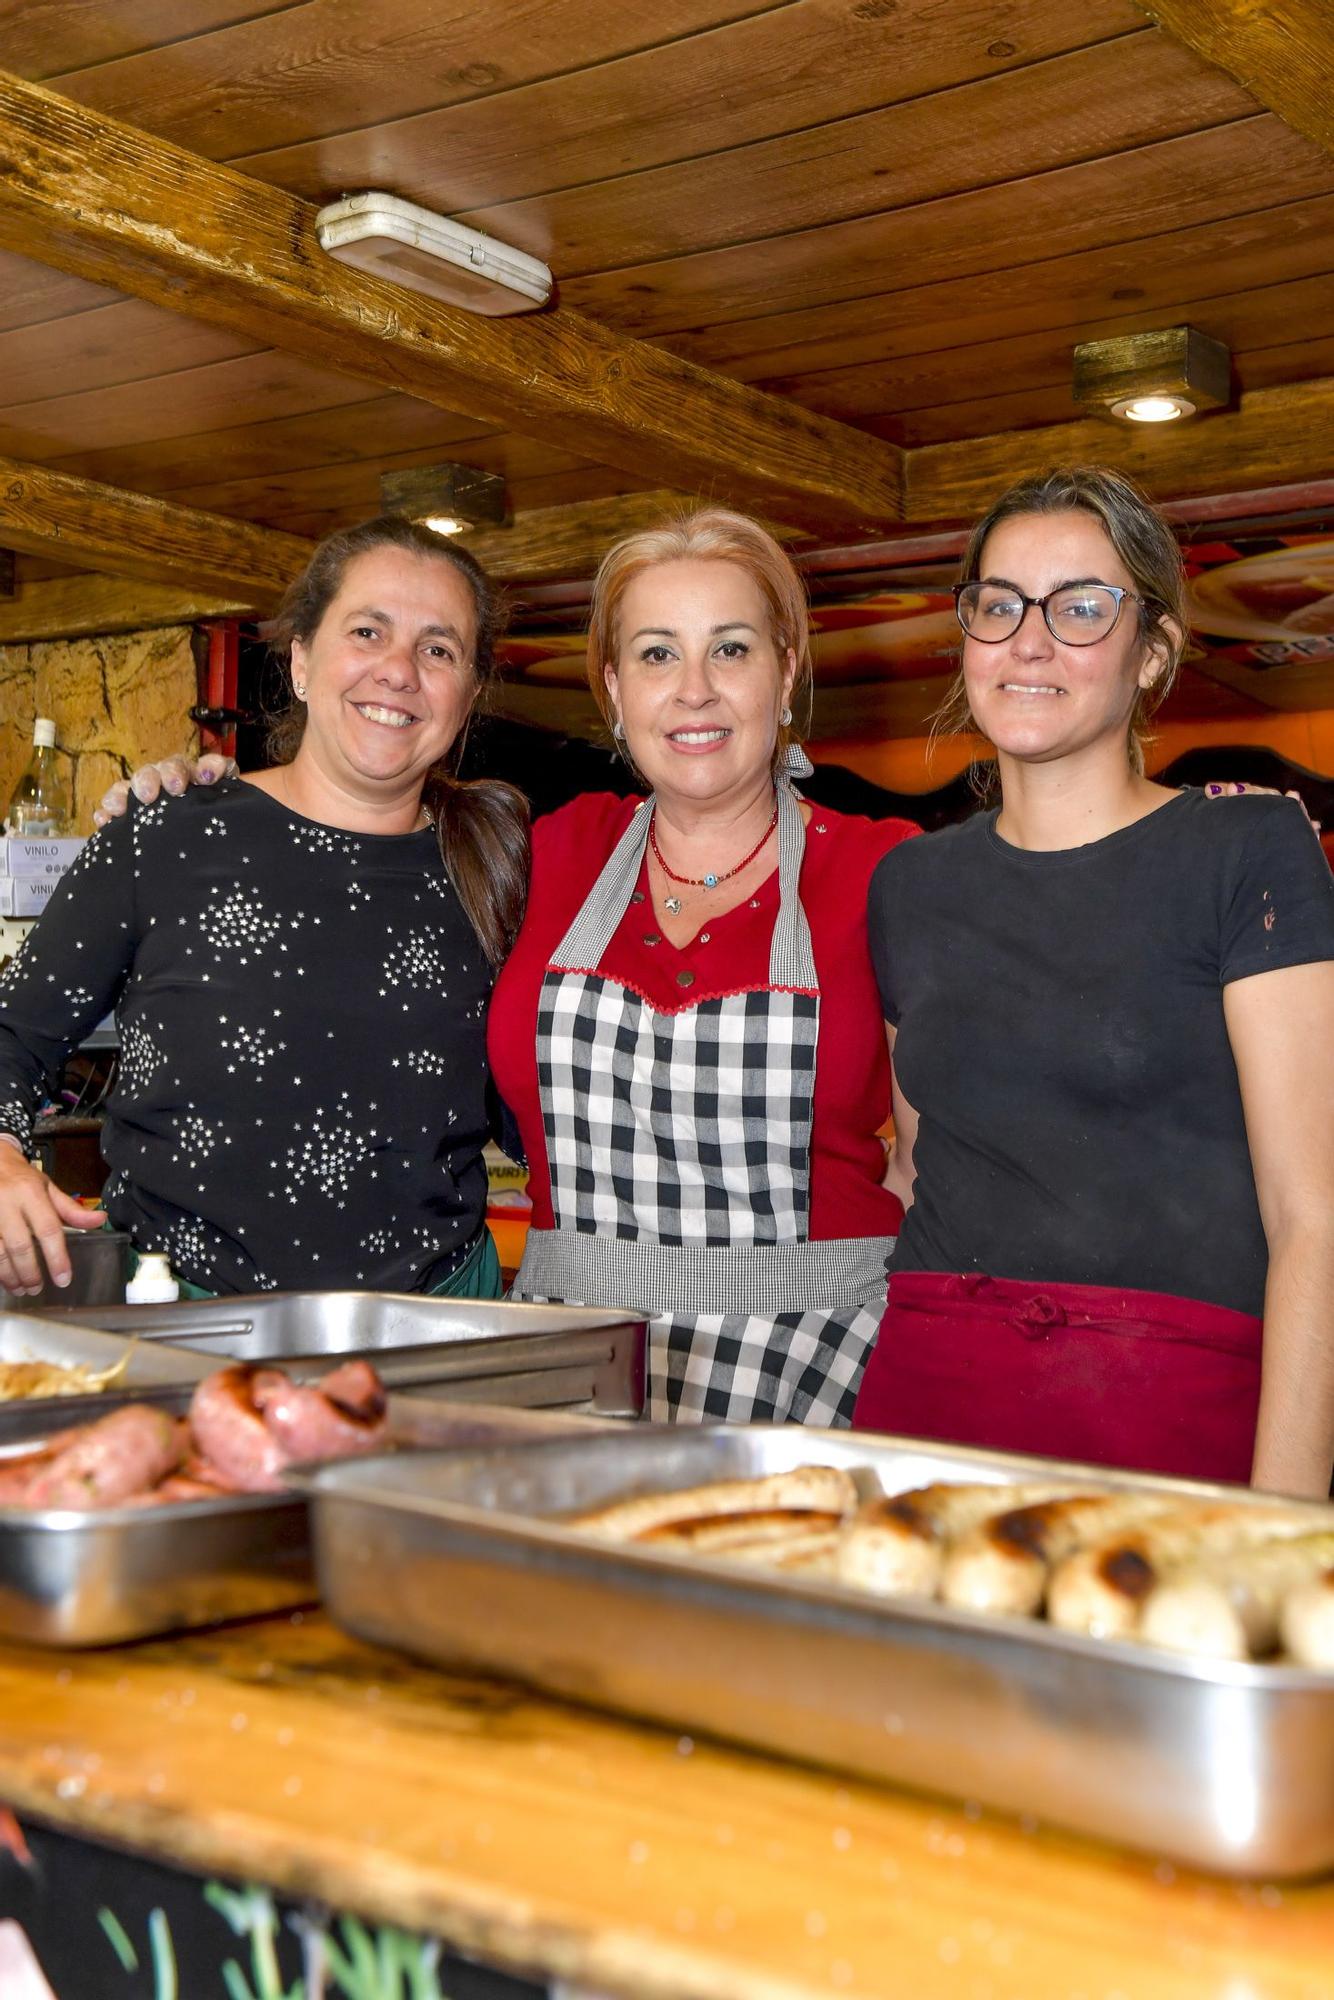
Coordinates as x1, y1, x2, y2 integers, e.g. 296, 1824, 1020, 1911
1047, 1503, 1319, 1640
318, 1358, 387, 1419
941, 1493, 1176, 1617
570, 1465, 859, 1542
22, 1406, 186, 1509
835, 1480, 1068, 1598
1279, 1566, 1334, 1670
1140, 1532, 1334, 1660
251, 1363, 389, 1465
189, 1366, 291, 1493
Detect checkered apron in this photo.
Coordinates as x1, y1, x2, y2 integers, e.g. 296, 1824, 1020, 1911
512, 779, 890, 1423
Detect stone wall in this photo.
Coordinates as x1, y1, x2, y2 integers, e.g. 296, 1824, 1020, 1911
0, 627, 198, 835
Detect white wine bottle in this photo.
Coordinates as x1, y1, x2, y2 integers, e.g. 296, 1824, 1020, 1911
5, 718, 72, 836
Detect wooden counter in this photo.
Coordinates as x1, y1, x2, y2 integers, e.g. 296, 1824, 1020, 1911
0, 1611, 1330, 1999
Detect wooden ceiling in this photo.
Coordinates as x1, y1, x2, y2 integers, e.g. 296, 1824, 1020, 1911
1, 0, 1333, 728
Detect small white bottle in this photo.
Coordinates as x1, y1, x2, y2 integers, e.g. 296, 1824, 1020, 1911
125, 1252, 180, 1305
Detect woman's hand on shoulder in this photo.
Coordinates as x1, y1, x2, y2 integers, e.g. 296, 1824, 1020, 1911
0, 1139, 105, 1295
1204, 783, 1320, 835
94, 752, 238, 827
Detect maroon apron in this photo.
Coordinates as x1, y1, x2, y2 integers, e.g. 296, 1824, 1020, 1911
852, 1270, 1263, 1483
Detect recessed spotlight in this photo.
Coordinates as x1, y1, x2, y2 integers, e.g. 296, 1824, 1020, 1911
1074, 327, 1230, 426
380, 464, 508, 535
1111, 395, 1193, 423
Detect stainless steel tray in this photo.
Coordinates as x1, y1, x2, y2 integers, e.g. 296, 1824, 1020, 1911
0, 1395, 609, 1648
297, 1426, 1334, 1879
0, 1310, 211, 1399
39, 1293, 645, 1416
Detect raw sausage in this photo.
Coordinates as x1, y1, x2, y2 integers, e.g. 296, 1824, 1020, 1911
22, 1407, 186, 1510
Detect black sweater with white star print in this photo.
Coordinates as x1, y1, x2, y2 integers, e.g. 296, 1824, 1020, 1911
0, 781, 493, 1293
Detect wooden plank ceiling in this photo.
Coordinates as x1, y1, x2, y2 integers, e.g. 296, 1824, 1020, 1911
0, 0, 1333, 726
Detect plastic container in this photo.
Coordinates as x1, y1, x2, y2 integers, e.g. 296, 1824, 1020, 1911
124, 1252, 180, 1305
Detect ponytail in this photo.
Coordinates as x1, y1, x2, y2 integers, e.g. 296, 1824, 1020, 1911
426, 773, 530, 967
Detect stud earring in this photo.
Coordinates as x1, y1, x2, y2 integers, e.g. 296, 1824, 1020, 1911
294, 682, 307, 700
779, 704, 793, 727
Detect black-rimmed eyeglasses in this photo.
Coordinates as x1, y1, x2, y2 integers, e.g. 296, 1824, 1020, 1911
953, 579, 1143, 646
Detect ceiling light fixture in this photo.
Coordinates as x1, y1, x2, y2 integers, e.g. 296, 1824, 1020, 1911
316, 192, 553, 317
379, 463, 509, 536
1113, 394, 1192, 423
1073, 327, 1231, 427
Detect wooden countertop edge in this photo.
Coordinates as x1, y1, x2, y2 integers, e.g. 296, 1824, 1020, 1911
0, 1766, 820, 2000
4, 1607, 1333, 2000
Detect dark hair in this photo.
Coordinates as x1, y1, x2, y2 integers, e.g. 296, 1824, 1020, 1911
266, 516, 528, 965
933, 465, 1188, 778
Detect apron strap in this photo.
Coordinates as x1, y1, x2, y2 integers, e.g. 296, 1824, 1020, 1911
551, 764, 817, 991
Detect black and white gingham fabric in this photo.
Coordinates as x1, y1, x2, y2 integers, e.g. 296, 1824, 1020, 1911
653, 1300, 880, 1424
518, 773, 888, 1424
539, 978, 817, 1243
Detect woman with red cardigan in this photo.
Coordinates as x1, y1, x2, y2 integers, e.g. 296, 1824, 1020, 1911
488, 510, 916, 1423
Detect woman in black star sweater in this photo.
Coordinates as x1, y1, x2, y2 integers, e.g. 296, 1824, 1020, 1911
0, 517, 527, 1299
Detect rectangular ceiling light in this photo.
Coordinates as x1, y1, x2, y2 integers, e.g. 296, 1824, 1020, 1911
316, 192, 553, 317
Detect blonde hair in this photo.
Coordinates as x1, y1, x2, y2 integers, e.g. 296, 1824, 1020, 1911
586, 509, 811, 776
932, 465, 1188, 779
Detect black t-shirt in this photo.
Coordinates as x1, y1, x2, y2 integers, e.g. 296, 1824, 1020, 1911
868, 790, 1334, 1315
0, 782, 493, 1294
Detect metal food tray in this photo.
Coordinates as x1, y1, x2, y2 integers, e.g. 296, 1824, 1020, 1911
40, 1293, 645, 1416
0, 1310, 211, 1399
297, 1425, 1334, 1879
0, 1395, 610, 1648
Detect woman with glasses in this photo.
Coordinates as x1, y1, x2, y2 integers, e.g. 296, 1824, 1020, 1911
853, 466, 1334, 1496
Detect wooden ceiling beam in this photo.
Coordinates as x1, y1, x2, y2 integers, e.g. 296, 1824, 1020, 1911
456, 489, 801, 584
1139, 2, 1334, 156
0, 69, 904, 538
0, 453, 312, 603
0, 465, 782, 641
0, 574, 254, 645
903, 375, 1334, 523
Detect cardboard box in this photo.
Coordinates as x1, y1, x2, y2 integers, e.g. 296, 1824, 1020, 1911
0, 835, 87, 878
0, 877, 59, 918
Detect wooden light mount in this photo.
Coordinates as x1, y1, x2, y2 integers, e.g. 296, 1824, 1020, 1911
1073, 327, 1232, 425
379, 463, 510, 534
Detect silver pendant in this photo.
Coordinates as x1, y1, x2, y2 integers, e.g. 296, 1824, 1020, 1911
664, 895, 682, 916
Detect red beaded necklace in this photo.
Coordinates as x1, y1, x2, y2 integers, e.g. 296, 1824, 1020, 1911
648, 798, 779, 893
